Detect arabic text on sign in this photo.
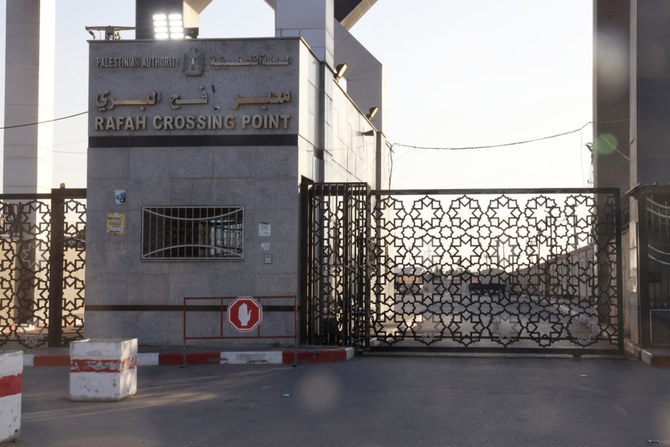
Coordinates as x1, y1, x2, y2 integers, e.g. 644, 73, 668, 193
233, 91, 291, 110
96, 91, 158, 112
210, 55, 292, 68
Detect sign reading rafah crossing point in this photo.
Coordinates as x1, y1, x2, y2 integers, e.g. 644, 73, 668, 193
227, 297, 263, 332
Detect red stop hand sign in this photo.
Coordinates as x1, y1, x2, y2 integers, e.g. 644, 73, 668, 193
227, 297, 263, 332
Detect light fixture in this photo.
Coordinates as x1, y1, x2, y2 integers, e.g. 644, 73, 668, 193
335, 63, 348, 80
184, 27, 199, 39
85, 25, 135, 40
362, 130, 375, 136
153, 12, 184, 40
366, 106, 378, 120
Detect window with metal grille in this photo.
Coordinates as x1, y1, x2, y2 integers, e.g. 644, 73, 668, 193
142, 206, 244, 260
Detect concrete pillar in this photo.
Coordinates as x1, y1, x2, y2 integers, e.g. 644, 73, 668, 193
593, 0, 630, 192
183, 0, 213, 30
631, 0, 670, 185
275, 0, 334, 68
3, 0, 55, 193
334, 21, 385, 133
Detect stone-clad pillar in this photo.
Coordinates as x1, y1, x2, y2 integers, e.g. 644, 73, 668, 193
3, 0, 54, 193
275, 0, 334, 68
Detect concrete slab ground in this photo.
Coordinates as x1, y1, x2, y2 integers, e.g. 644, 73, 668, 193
13, 356, 670, 446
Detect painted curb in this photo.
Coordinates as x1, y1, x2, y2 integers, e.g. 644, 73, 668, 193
641, 349, 670, 367
24, 347, 355, 367
221, 351, 283, 364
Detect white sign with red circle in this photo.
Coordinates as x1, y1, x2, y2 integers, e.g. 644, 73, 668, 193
227, 297, 263, 332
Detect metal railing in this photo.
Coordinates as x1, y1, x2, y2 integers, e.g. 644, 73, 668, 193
183, 296, 297, 342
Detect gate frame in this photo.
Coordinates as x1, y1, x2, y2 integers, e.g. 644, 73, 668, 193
48, 187, 87, 347
299, 179, 370, 348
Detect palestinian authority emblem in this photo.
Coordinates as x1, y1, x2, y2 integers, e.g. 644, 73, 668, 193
183, 47, 204, 76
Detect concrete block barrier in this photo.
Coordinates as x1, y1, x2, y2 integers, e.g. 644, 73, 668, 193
69, 338, 138, 401
0, 350, 23, 443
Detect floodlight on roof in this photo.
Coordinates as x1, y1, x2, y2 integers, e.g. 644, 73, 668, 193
153, 12, 184, 40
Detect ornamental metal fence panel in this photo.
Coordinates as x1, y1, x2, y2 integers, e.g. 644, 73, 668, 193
0, 189, 86, 348
301, 182, 623, 355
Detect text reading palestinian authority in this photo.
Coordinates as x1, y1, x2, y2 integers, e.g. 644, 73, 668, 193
95, 57, 181, 69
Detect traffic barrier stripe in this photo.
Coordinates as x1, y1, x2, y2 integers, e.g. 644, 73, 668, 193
70, 356, 137, 373
0, 374, 21, 398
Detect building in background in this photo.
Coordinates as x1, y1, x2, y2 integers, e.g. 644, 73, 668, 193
594, 0, 670, 348
84, 0, 390, 345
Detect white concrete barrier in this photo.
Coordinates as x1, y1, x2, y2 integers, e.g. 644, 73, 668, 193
69, 338, 137, 401
0, 350, 23, 443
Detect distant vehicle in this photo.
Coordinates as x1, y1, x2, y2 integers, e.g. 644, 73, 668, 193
394, 275, 422, 293
468, 282, 506, 294
65, 229, 86, 250
394, 266, 424, 293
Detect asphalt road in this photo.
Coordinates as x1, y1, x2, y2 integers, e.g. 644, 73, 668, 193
15, 356, 670, 447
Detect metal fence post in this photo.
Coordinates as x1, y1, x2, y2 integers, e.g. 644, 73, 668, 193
638, 189, 651, 347
342, 185, 350, 346
298, 178, 312, 344
614, 192, 625, 354
48, 188, 65, 347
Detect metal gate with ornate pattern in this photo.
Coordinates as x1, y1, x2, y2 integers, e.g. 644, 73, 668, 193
301, 181, 623, 355
0, 188, 86, 348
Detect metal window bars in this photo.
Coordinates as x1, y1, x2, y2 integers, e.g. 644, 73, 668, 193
142, 206, 244, 260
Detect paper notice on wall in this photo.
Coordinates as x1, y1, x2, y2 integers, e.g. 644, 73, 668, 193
107, 213, 125, 235
115, 189, 127, 204
258, 222, 271, 237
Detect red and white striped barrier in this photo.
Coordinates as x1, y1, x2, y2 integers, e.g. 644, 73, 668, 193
69, 339, 138, 401
0, 350, 22, 443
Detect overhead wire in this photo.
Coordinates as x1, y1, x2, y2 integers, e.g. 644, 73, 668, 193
0, 111, 88, 130
387, 122, 595, 188
389, 121, 592, 151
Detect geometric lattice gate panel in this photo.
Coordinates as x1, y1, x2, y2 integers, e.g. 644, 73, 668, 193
300, 182, 623, 354
370, 189, 623, 354
0, 189, 86, 348
300, 181, 370, 349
